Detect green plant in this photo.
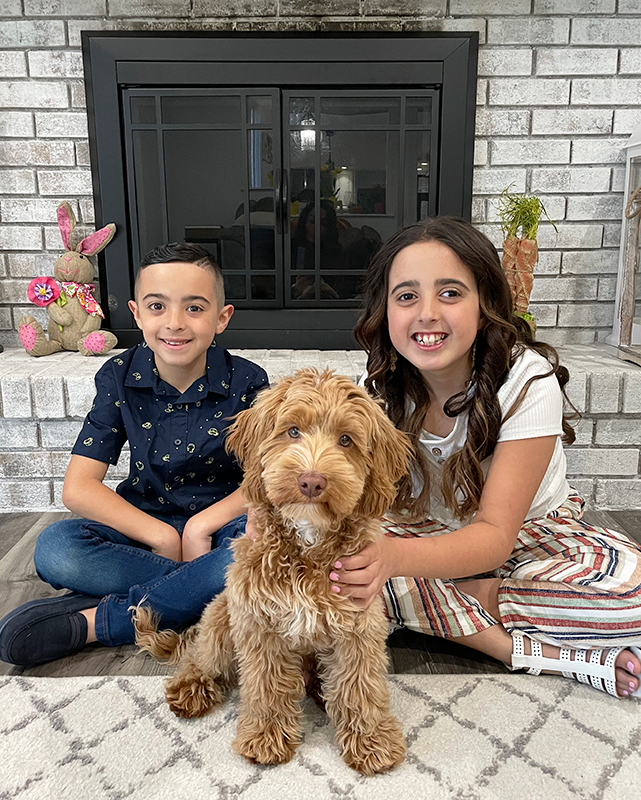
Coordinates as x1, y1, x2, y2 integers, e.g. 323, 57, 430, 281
497, 186, 556, 240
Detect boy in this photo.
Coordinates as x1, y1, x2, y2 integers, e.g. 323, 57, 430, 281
0, 243, 268, 667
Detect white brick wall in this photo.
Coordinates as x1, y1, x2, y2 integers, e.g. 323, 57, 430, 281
596, 480, 641, 509
531, 109, 613, 135
27, 50, 83, 78
0, 2, 640, 350
562, 249, 619, 275
0, 344, 638, 511
536, 48, 618, 75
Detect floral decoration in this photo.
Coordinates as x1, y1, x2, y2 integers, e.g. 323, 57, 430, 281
27, 276, 61, 307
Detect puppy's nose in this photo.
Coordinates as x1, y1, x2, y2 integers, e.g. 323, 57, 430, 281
298, 472, 327, 498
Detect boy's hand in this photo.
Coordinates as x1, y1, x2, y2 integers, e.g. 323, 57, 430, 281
182, 488, 248, 562
182, 516, 214, 561
149, 524, 183, 562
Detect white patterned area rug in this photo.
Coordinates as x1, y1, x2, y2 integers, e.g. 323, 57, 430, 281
1, 673, 640, 800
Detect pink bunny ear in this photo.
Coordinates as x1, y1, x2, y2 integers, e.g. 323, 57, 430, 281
57, 201, 77, 250
77, 223, 116, 256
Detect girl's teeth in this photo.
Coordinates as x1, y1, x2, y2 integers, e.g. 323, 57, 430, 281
416, 334, 445, 345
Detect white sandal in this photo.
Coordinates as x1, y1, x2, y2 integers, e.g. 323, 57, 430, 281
510, 631, 641, 698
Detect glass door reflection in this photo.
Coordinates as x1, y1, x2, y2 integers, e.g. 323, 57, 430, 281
125, 87, 438, 311
284, 90, 438, 306
125, 88, 281, 308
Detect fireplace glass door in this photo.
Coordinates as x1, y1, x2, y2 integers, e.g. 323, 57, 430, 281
123, 87, 439, 310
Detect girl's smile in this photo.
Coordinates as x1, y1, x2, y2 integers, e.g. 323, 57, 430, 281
386, 240, 482, 389
412, 332, 448, 348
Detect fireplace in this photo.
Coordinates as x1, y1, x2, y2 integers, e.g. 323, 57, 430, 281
82, 32, 478, 349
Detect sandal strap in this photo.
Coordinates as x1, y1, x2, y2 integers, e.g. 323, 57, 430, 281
508, 629, 526, 672
574, 648, 590, 686
529, 638, 542, 676
559, 645, 574, 679
511, 631, 542, 676
510, 631, 623, 698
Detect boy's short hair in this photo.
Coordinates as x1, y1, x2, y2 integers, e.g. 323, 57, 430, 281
136, 242, 225, 307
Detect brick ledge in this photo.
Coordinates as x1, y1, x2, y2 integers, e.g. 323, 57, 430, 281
0, 344, 638, 512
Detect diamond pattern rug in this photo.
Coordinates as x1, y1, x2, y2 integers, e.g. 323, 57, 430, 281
1, 673, 640, 799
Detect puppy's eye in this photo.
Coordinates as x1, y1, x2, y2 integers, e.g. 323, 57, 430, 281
287, 426, 301, 439
339, 434, 352, 447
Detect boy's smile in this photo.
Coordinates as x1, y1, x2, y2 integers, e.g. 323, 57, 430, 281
128, 261, 233, 393
386, 240, 481, 391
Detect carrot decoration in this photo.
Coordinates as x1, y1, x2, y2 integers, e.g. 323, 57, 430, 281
497, 187, 556, 332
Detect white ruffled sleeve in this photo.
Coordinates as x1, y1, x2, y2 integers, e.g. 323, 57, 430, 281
497, 349, 564, 442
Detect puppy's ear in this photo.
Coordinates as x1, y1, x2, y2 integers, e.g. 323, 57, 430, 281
225, 378, 293, 505
357, 403, 412, 520
225, 404, 261, 469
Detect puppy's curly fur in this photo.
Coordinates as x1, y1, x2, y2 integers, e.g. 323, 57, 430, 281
133, 369, 412, 776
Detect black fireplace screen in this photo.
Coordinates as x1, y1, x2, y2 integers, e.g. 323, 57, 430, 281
83, 32, 478, 348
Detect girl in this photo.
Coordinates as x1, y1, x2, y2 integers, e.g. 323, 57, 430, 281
329, 215, 641, 699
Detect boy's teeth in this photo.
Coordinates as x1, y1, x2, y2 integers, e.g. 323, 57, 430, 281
415, 333, 446, 345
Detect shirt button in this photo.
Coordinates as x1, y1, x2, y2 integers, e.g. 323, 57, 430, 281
189, 503, 197, 511
174, 439, 182, 446
432, 447, 442, 457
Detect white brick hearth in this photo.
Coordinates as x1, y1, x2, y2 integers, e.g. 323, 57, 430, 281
0, 344, 639, 513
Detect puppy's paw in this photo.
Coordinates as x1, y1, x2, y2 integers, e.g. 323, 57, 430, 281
165, 674, 225, 718
340, 716, 406, 775
233, 716, 300, 765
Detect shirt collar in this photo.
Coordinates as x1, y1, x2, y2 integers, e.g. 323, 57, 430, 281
123, 341, 231, 400
123, 342, 157, 389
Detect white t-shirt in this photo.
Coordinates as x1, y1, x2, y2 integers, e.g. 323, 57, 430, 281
361, 347, 570, 530
418, 347, 570, 529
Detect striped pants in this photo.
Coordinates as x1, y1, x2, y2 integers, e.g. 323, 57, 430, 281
381, 492, 641, 649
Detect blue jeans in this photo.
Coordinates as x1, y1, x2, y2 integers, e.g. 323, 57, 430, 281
33, 514, 246, 647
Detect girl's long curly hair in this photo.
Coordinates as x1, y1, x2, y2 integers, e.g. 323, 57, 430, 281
354, 215, 578, 521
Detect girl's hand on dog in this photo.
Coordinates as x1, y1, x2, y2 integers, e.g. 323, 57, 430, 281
329, 537, 400, 609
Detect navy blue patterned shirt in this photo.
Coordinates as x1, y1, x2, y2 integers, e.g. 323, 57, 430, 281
72, 342, 268, 517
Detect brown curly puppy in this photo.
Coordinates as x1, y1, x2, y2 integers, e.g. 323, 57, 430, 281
133, 368, 411, 776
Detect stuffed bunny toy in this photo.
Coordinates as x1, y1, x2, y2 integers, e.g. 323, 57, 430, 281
19, 201, 118, 357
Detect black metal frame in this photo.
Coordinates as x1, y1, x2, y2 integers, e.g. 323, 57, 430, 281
82, 31, 478, 349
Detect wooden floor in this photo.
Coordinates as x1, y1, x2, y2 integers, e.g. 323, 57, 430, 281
0, 509, 640, 678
